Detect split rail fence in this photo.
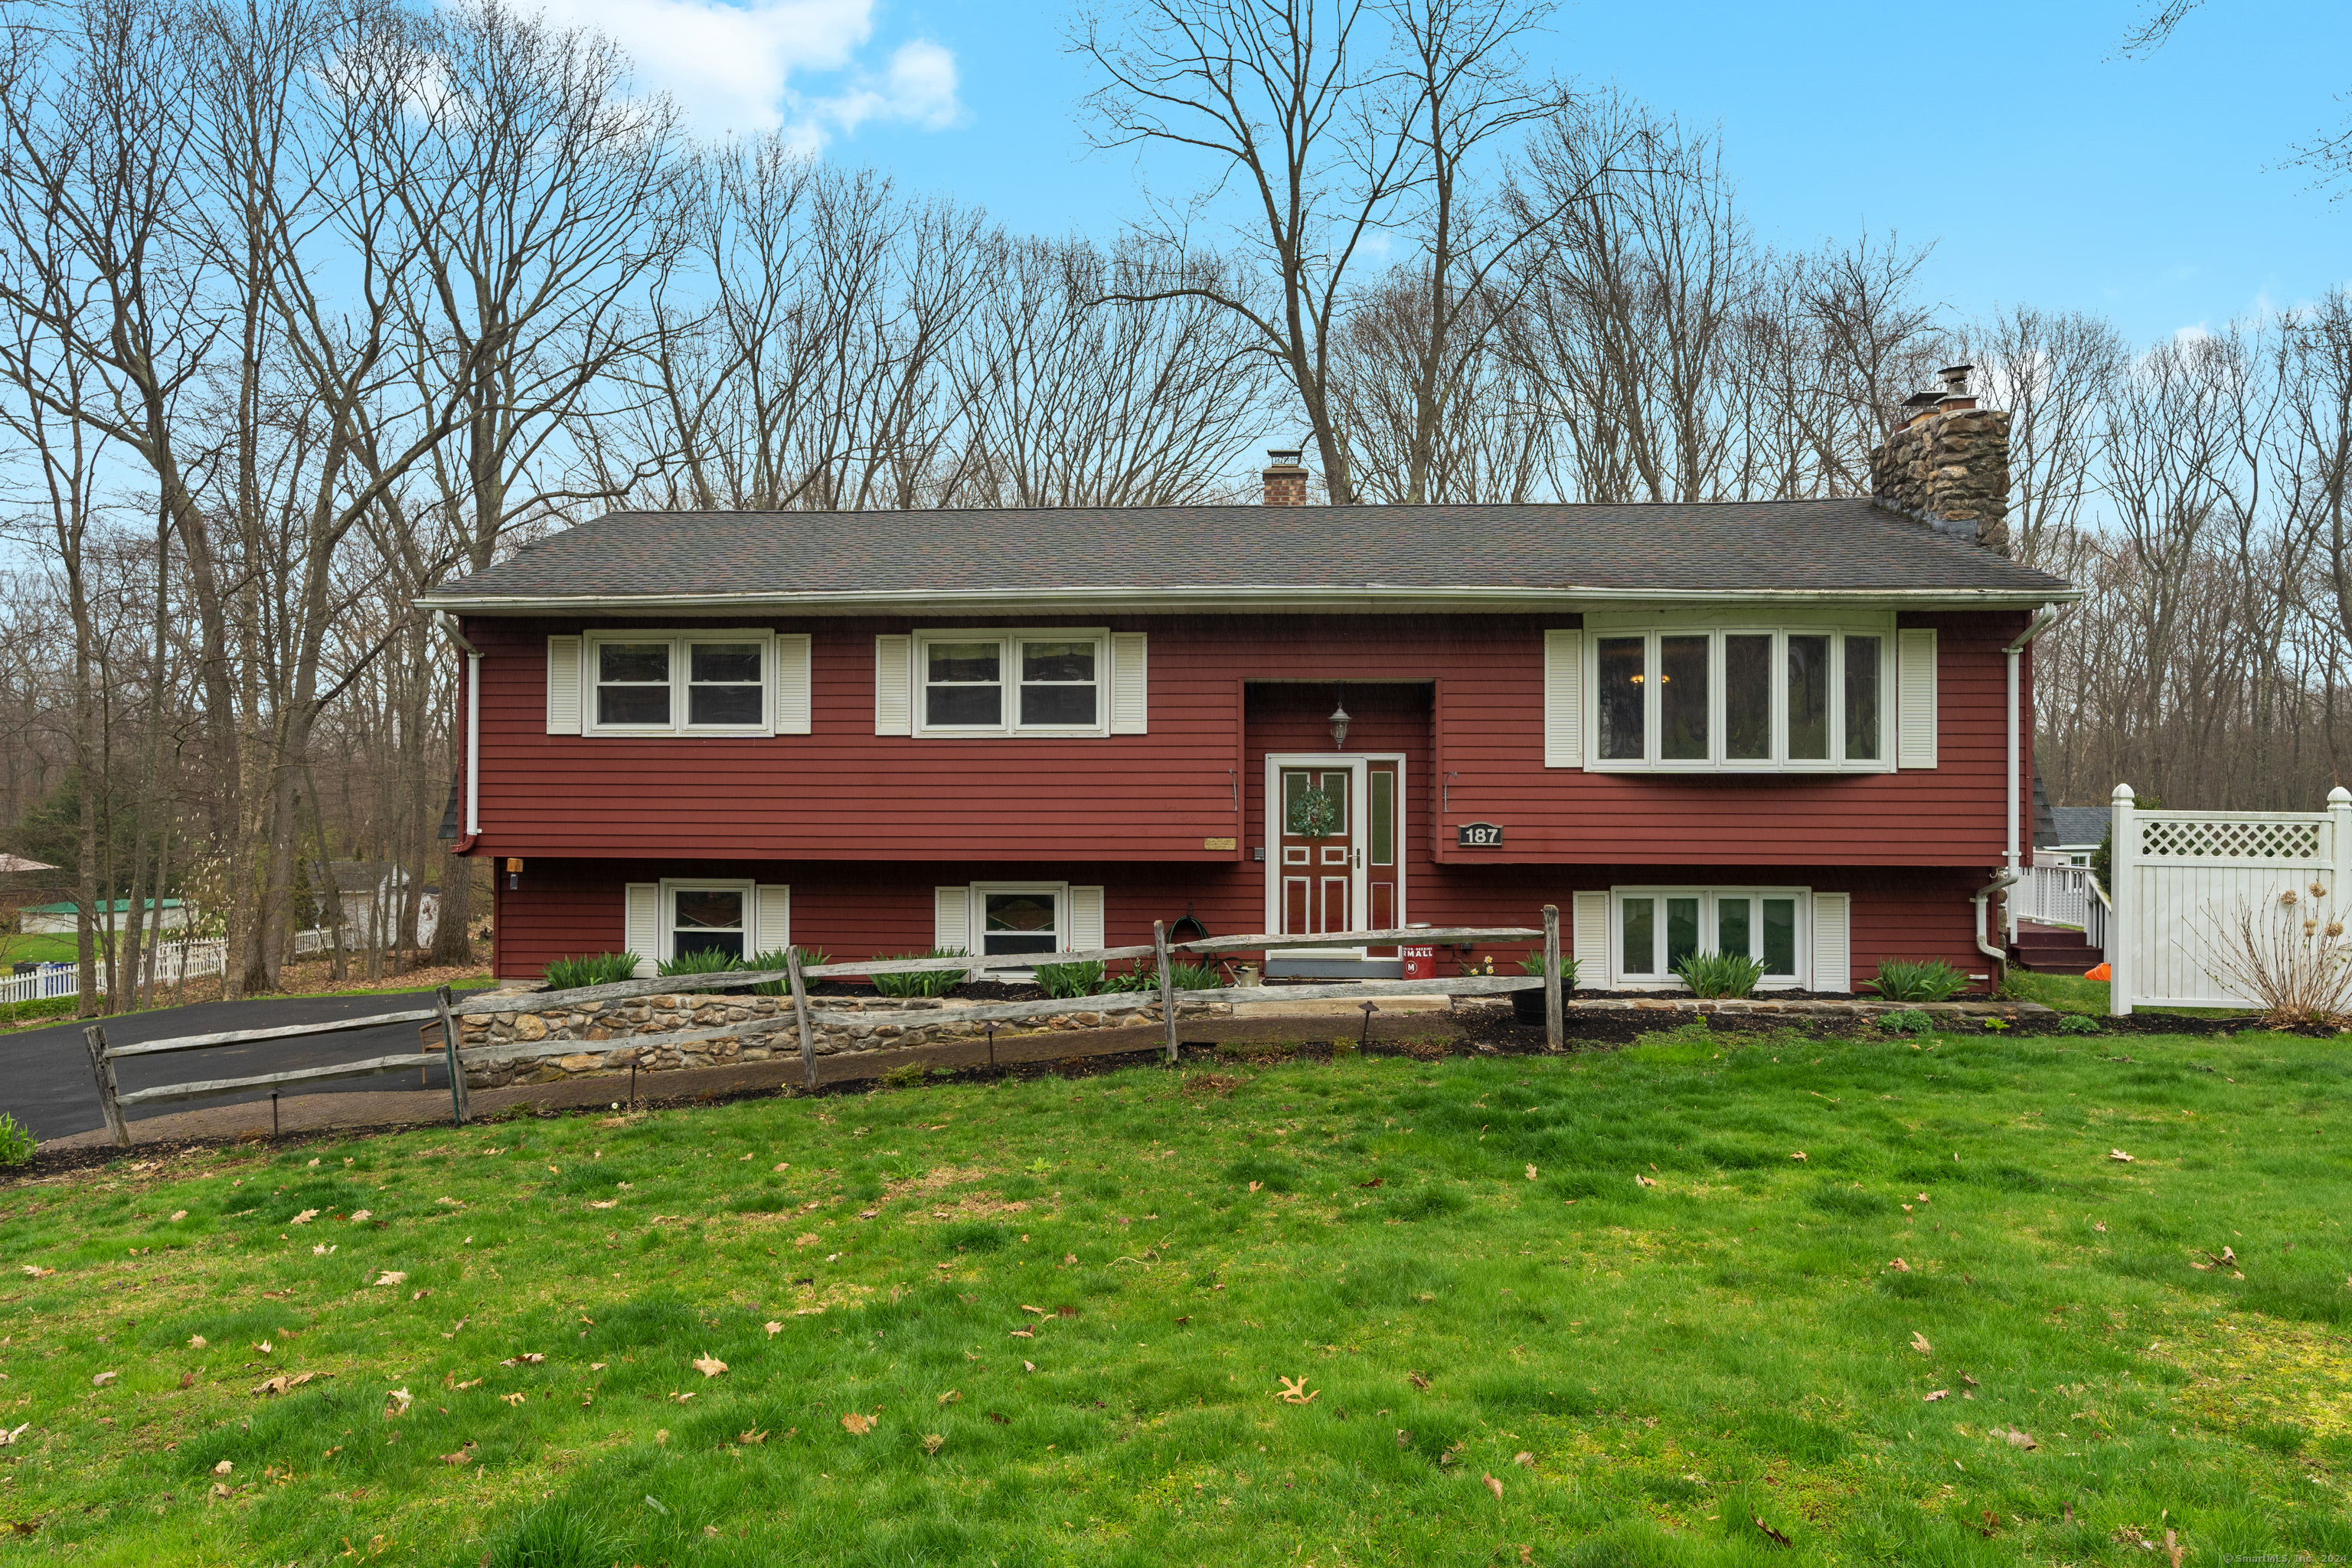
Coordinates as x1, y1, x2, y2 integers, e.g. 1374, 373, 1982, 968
81, 911, 1568, 1145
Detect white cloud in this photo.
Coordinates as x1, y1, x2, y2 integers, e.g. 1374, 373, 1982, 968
520, 0, 962, 145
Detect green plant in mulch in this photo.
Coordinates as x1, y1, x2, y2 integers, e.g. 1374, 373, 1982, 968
1863, 958, 1968, 1003
1877, 1008, 1936, 1037
1099, 959, 1223, 992
1101, 961, 1158, 993
871, 949, 965, 998
0, 1112, 34, 1167
745, 949, 828, 997
1034, 959, 1106, 999
542, 952, 640, 991
656, 949, 746, 978
1673, 950, 1764, 998
1517, 952, 1580, 985
2057, 1012, 2103, 1034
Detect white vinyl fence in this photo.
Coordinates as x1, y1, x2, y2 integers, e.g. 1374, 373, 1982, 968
2, 928, 340, 1008
2106, 783, 2351, 1014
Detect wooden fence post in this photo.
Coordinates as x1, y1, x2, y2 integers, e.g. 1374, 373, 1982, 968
435, 985, 469, 1125
1153, 920, 1179, 1064
82, 1024, 129, 1147
788, 946, 818, 1091
1541, 904, 1563, 1052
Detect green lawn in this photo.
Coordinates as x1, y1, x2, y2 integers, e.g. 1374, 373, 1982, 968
2, 1022, 2347, 1565
1, 933, 89, 967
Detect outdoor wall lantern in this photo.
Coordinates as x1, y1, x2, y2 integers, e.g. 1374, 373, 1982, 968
1328, 691, 1351, 749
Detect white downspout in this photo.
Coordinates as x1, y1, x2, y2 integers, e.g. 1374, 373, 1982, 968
441, 614, 482, 838
2002, 603, 2062, 941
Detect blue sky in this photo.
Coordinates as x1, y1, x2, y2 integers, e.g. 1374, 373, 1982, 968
563, 0, 2352, 348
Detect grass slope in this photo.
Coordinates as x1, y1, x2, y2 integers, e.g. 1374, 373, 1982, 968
2, 1024, 2348, 1565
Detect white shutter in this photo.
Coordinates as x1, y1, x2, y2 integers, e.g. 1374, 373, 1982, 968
1897, 629, 1937, 769
875, 635, 913, 735
547, 635, 583, 734
1812, 891, 1851, 994
1109, 634, 1148, 735
1543, 630, 1583, 768
773, 635, 812, 736
1571, 890, 1607, 984
752, 884, 790, 956
933, 886, 971, 953
624, 883, 659, 977
1070, 886, 1105, 952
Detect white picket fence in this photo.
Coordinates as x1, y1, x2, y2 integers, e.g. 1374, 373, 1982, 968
2106, 784, 2350, 1014
2, 927, 341, 1008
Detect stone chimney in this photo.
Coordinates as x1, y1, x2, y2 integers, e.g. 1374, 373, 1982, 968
1262, 448, 1309, 506
1868, 364, 2011, 555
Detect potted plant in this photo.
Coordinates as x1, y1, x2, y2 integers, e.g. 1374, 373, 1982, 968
1511, 953, 1578, 1023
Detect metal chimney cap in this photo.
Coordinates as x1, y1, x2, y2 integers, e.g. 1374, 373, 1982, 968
1265, 448, 1305, 466
1937, 363, 1974, 389
1901, 389, 1944, 409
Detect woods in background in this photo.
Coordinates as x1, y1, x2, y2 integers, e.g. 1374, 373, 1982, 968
0, 0, 2344, 1014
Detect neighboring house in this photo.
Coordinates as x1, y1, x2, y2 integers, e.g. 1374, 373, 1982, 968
319, 861, 442, 948
2037, 806, 2109, 869
421, 368, 2076, 995
19, 898, 189, 936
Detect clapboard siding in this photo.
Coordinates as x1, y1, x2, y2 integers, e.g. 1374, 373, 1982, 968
461, 609, 2025, 867
492, 857, 1995, 991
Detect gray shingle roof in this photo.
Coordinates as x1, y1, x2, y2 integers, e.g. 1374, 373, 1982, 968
2044, 805, 2109, 848
420, 499, 2073, 609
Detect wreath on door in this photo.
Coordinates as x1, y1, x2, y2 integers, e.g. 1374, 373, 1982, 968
1292, 784, 1341, 839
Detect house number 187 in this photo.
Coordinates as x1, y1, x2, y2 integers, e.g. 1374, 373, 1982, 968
1455, 822, 1504, 848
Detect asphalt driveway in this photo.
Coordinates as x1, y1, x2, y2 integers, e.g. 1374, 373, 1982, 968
3, 990, 486, 1142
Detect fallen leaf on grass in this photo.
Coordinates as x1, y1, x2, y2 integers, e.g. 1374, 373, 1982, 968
290, 1210, 318, 1225
373, 1272, 407, 1288
938, 1390, 962, 1406
348, 1210, 371, 1223
1910, 1331, 1932, 1356
188, 1336, 206, 1349
1483, 1473, 1504, 1499
987, 1412, 1011, 1425
1275, 1375, 1318, 1404
19, 1266, 52, 1278
211, 1460, 232, 1476
1247, 1181, 1263, 1193
384, 1388, 412, 1418
252, 1373, 323, 1396
737, 1429, 767, 1446
1753, 1517, 1792, 1547
499, 1353, 545, 1367
1634, 1174, 1657, 1187
1889, 1258, 1912, 1272
922, 1432, 945, 1456
1524, 1165, 1538, 1181
1789, 1152, 1807, 1163
90, 1371, 116, 1388
0, 1424, 28, 1448
841, 1413, 874, 1436
310, 1244, 335, 1257
1923, 1390, 1951, 1402
587, 1200, 617, 1210
1020, 1304, 1048, 1315
692, 1355, 727, 1378
2109, 1149, 2135, 1163
1357, 1177, 1383, 1188
170, 1210, 188, 1222
764, 1321, 782, 1337
455, 1378, 482, 1390
1022, 1361, 1037, 1373
1407, 1371, 1431, 1390
440, 1444, 475, 1465
499, 1393, 526, 1407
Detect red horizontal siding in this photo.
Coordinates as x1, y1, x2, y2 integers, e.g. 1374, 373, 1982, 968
463, 609, 2027, 869
492, 856, 1997, 995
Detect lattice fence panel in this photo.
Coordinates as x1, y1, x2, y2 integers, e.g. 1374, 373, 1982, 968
2138, 818, 2324, 862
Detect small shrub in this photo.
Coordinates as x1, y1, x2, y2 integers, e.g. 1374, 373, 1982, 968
1980, 1016, 2011, 1032
1674, 950, 1765, 998
542, 952, 639, 991
1168, 959, 1223, 990
880, 1061, 936, 1089
2057, 1012, 2102, 1034
0, 1112, 34, 1168
656, 948, 745, 978
2200, 887, 2352, 1027
1864, 959, 1968, 1003
744, 948, 827, 997
1517, 952, 1581, 987
1877, 1009, 1936, 1037
871, 949, 965, 998
1034, 959, 1105, 999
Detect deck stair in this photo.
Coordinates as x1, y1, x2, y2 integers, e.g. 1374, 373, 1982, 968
2010, 919, 2101, 975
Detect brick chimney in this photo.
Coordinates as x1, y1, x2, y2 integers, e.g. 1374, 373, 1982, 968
1868, 364, 2011, 555
1262, 448, 1308, 506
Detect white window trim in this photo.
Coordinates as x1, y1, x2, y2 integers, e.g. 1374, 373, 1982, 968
1581, 615, 1896, 774
583, 629, 779, 738
655, 878, 758, 964
1606, 885, 1815, 991
911, 629, 1111, 738
965, 881, 1073, 974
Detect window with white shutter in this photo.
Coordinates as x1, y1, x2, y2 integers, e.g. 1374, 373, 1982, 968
1070, 886, 1106, 950
1896, 629, 1938, 768
1570, 890, 1607, 972
933, 886, 971, 952
753, 884, 791, 955
773, 636, 812, 736
547, 636, 583, 734
1811, 892, 1851, 994
1109, 634, 1148, 735
1544, 631, 1583, 768
876, 637, 913, 735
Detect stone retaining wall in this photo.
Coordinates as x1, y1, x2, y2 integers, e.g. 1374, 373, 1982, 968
455, 991, 1230, 1089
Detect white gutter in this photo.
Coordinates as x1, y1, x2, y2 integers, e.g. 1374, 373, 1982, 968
440, 613, 482, 839
414, 583, 2083, 618
1974, 868, 2023, 962
2001, 602, 2063, 939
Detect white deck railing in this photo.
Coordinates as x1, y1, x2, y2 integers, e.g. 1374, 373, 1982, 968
2020, 864, 2097, 931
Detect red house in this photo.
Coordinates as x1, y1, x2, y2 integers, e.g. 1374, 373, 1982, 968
423, 382, 2073, 995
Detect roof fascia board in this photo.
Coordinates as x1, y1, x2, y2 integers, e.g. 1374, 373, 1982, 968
417, 585, 2081, 616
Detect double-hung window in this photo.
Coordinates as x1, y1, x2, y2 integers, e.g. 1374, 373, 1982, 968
1614, 887, 1808, 988
914, 631, 1106, 737
582, 631, 786, 736
1589, 620, 1892, 772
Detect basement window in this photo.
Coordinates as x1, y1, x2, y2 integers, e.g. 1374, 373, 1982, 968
1613, 887, 1808, 989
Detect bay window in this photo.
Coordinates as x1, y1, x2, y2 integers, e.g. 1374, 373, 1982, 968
1588, 622, 1892, 772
